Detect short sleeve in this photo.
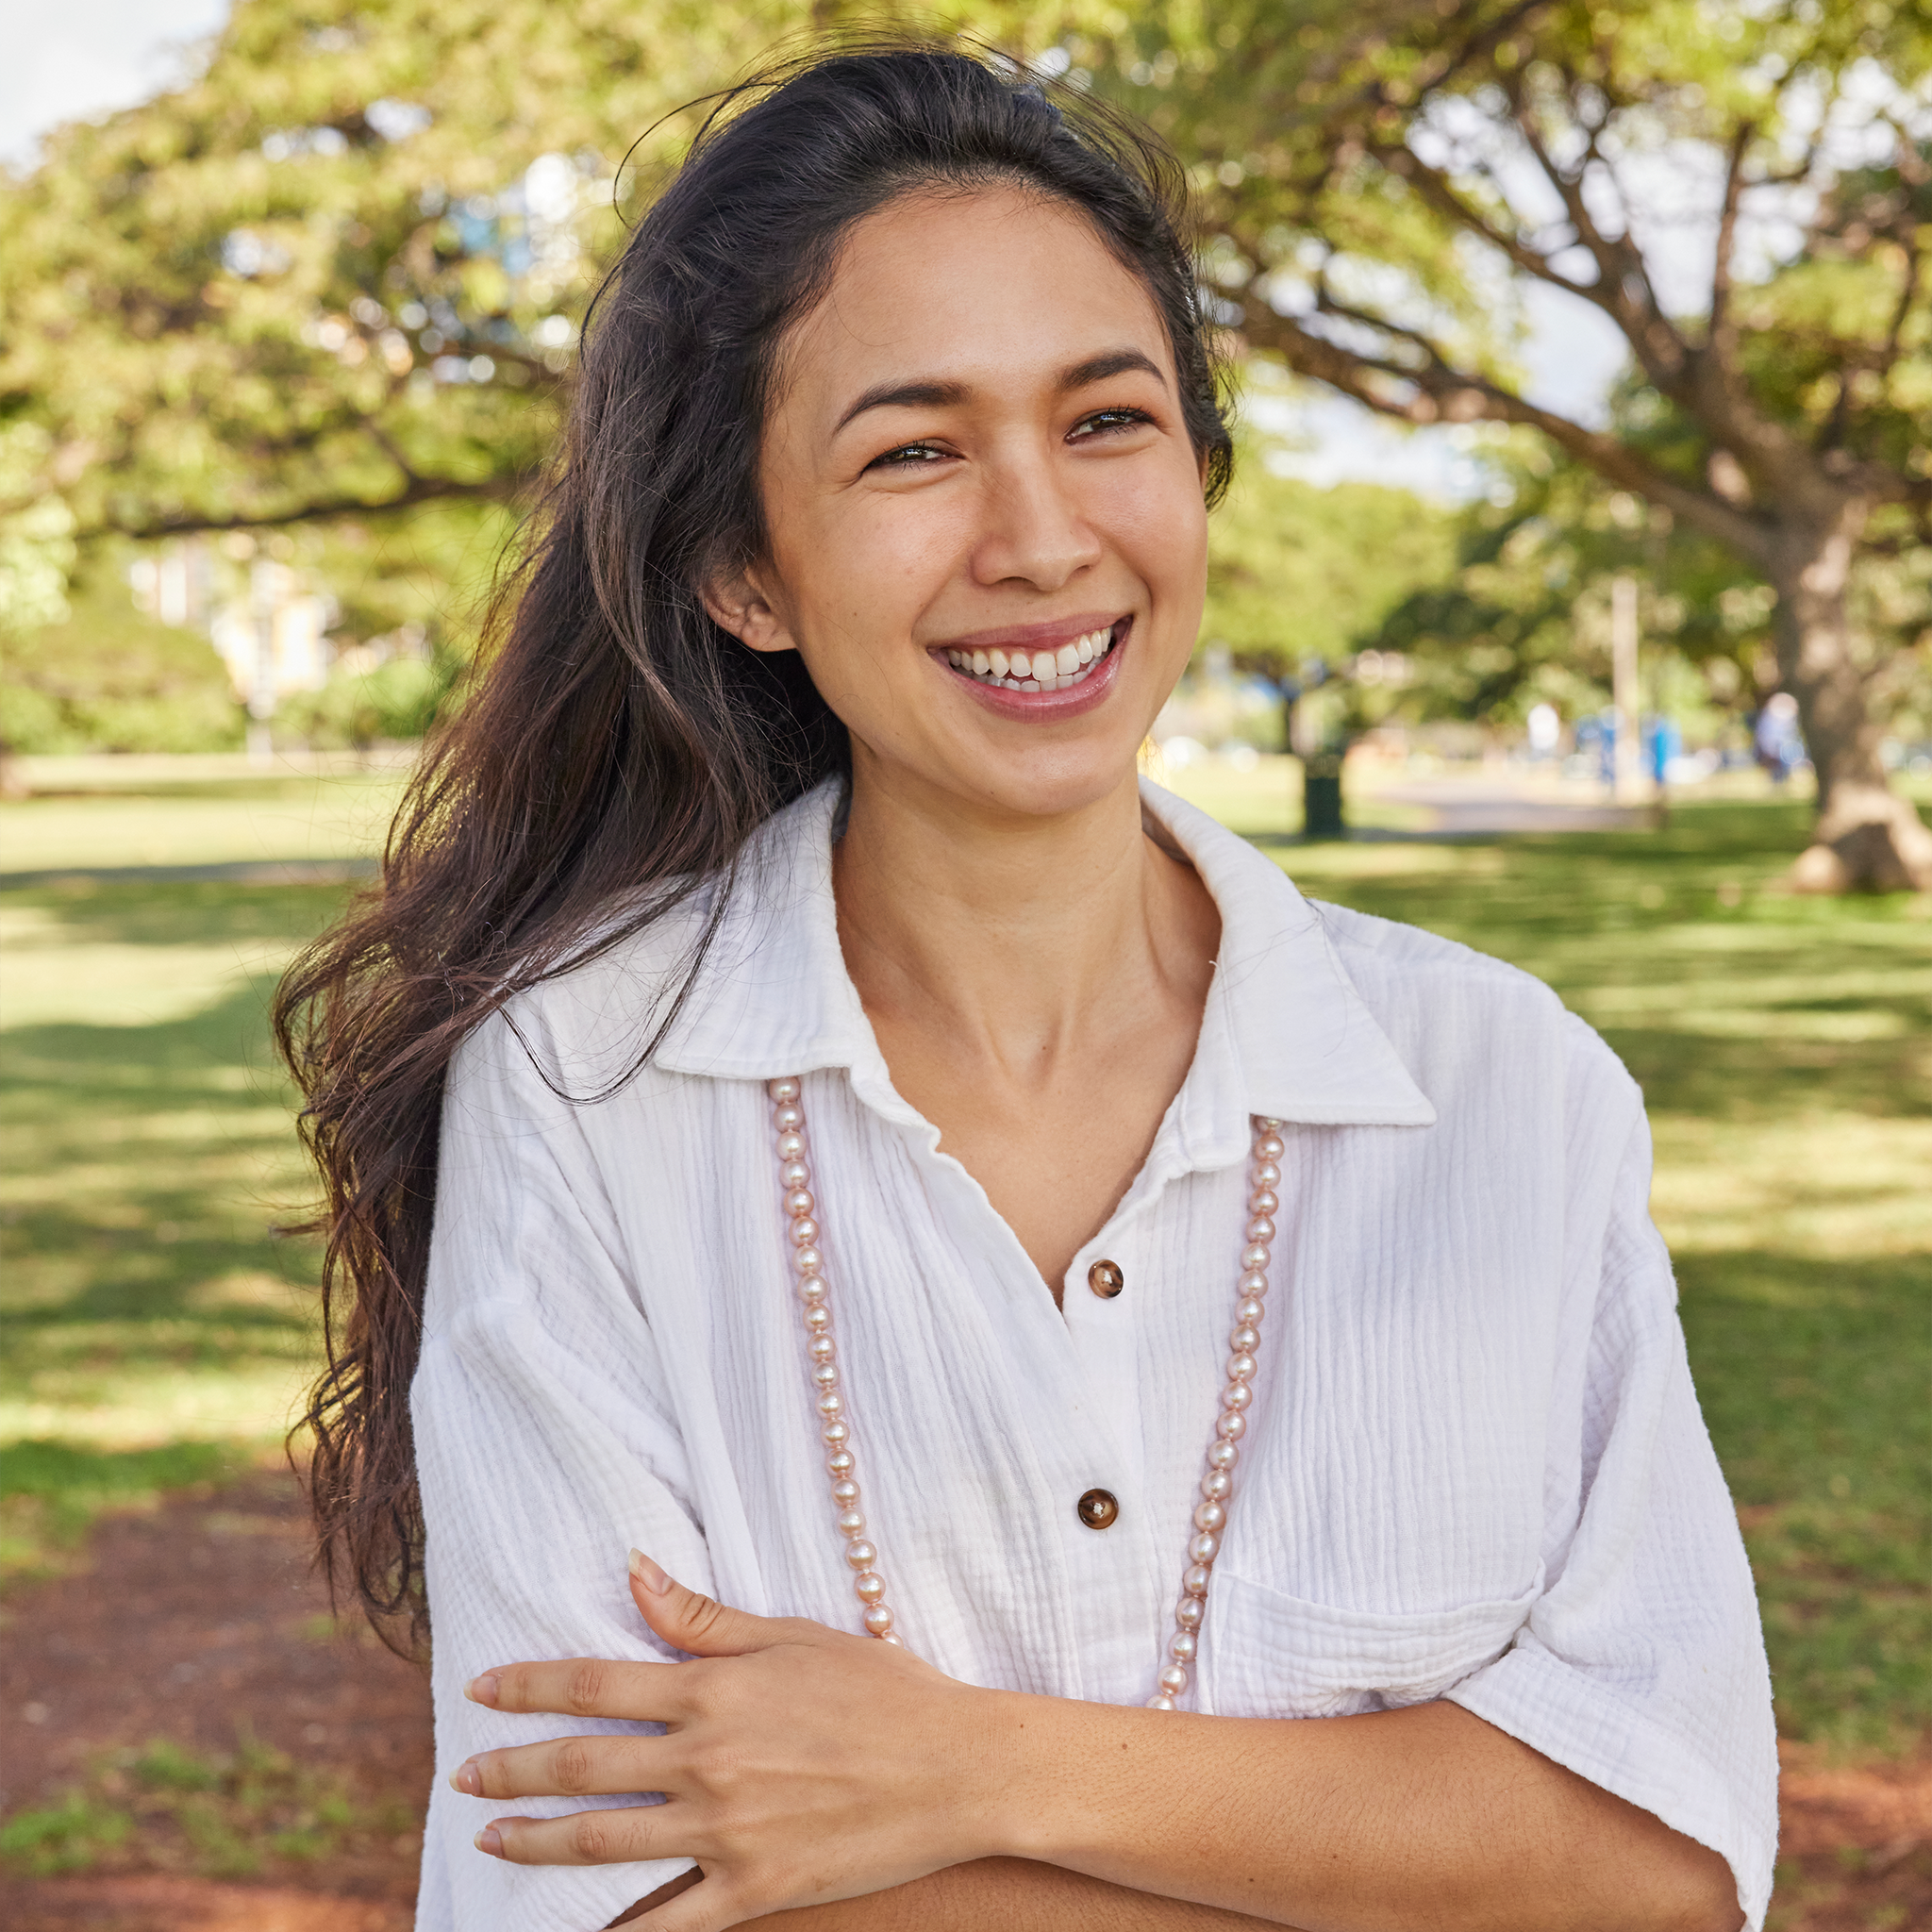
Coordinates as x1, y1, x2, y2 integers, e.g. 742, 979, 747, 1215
1446, 1098, 1778, 1930
410, 1009, 705, 1932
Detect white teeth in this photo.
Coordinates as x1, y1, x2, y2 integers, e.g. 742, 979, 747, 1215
951, 624, 1120, 691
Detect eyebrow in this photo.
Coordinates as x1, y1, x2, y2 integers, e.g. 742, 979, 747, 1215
832, 346, 1168, 436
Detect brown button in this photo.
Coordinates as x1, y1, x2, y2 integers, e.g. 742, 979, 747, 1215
1076, 1488, 1120, 1530
1088, 1259, 1124, 1299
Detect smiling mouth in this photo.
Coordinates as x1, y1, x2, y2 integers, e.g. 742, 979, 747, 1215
941, 623, 1120, 693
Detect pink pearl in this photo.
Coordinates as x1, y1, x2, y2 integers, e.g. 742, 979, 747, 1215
836, 1508, 866, 1538
1229, 1324, 1259, 1354
1170, 1630, 1198, 1662
1235, 1296, 1265, 1325
1183, 1563, 1213, 1596
862, 1603, 894, 1636
854, 1570, 885, 1601
774, 1104, 804, 1132
1190, 1531, 1220, 1564
781, 1159, 810, 1188
791, 1218, 820, 1247
818, 1392, 843, 1416
1158, 1664, 1190, 1694
776, 1132, 807, 1160
1238, 1270, 1268, 1296
1249, 1188, 1279, 1217
821, 1421, 848, 1444
1254, 1160, 1280, 1188
844, 1540, 877, 1569
767, 1077, 800, 1103
1208, 1440, 1241, 1472
786, 1189, 815, 1219
794, 1247, 824, 1276
1257, 1133, 1285, 1160
1241, 1243, 1270, 1271
1226, 1352, 1257, 1382
826, 1450, 855, 1476
831, 1478, 860, 1506
1201, 1470, 1232, 1501
1221, 1383, 1252, 1412
1245, 1215, 1275, 1244
808, 1335, 835, 1363
1146, 1693, 1176, 1710
1258, 1115, 1283, 1130
811, 1362, 839, 1389
1216, 1410, 1246, 1441
803, 1303, 831, 1331
1174, 1596, 1204, 1629
1193, 1499, 1226, 1531
880, 1631, 904, 1646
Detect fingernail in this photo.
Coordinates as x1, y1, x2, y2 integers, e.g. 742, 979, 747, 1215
464, 1674, 500, 1707
475, 1825, 503, 1857
448, 1759, 481, 1795
628, 1548, 669, 1594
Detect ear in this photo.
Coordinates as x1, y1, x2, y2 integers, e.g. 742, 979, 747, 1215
701, 559, 796, 657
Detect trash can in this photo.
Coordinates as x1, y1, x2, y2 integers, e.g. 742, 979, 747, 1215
1302, 753, 1344, 840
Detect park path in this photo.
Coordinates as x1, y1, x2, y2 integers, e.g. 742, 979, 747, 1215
2, 1471, 1926, 1929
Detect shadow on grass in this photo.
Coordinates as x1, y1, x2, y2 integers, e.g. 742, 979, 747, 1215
1680, 1248, 1932, 1752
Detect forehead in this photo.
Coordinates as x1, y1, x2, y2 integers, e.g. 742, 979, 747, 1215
776, 184, 1174, 423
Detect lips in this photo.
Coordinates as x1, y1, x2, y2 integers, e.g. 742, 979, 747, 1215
942, 624, 1118, 693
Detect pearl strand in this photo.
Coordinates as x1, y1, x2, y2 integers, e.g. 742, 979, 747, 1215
766, 1077, 903, 1646
1146, 1117, 1285, 1710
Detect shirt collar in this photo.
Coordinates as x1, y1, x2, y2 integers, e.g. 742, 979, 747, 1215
653, 777, 1436, 1146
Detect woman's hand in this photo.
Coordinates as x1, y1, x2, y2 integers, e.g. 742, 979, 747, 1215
453, 1552, 1011, 1930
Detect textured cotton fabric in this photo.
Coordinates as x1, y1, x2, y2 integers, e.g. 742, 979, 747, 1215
412, 778, 1777, 1932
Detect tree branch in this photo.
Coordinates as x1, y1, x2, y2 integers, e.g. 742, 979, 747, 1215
1236, 296, 1776, 565
1707, 119, 1755, 348
80, 469, 537, 541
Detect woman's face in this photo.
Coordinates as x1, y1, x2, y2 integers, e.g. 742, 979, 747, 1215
708, 184, 1210, 824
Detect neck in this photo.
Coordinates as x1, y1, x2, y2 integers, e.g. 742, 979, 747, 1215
831, 757, 1218, 1089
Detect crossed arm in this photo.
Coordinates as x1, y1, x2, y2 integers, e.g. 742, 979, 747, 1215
451, 1555, 1740, 1932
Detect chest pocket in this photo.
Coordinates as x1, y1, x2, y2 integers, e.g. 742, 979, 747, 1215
1197, 1565, 1543, 1720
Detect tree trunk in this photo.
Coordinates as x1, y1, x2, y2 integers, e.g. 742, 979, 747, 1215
1769, 511, 1932, 892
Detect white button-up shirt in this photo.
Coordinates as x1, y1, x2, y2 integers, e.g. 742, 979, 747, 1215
413, 779, 1776, 1932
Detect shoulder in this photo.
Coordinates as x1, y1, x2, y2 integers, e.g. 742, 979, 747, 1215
1311, 895, 1640, 1122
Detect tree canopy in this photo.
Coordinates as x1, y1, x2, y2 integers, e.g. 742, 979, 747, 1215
3, 0, 1926, 882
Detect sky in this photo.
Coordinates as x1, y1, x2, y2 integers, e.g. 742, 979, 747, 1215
2, 1, 1631, 501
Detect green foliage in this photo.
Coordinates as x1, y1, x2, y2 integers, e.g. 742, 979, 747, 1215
0, 423, 76, 637
1203, 431, 1457, 671
0, 572, 242, 755
277, 648, 455, 749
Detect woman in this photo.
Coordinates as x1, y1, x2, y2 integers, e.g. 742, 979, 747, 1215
278, 43, 1775, 1932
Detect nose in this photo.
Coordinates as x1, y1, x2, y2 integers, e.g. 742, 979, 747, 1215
967, 442, 1103, 594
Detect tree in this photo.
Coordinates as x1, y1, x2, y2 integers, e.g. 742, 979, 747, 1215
1072, 0, 1932, 889
0, 0, 842, 546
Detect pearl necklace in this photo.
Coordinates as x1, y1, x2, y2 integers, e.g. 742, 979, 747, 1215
764, 1075, 1284, 1708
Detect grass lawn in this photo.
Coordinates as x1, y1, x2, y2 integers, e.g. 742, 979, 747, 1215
1, 760, 1926, 1759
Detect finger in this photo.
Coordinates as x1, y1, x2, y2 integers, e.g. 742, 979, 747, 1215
476, 1803, 676, 1868
468, 1655, 683, 1721
627, 1549, 802, 1659
451, 1731, 668, 1802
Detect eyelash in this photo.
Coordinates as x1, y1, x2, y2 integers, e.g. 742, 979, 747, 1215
867, 406, 1156, 471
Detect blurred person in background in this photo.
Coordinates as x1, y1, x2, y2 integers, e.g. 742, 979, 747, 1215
277, 41, 1774, 1932
1754, 692, 1806, 787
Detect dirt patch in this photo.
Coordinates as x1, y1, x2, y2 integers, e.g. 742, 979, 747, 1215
1, 1467, 429, 1913
2, 1469, 1926, 1929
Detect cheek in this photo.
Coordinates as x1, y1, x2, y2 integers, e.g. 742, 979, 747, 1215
1098, 465, 1209, 603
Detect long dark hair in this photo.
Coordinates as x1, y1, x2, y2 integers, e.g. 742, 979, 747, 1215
275, 37, 1235, 1642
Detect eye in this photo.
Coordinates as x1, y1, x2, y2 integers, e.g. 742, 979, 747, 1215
1070, 407, 1156, 441
865, 441, 953, 472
